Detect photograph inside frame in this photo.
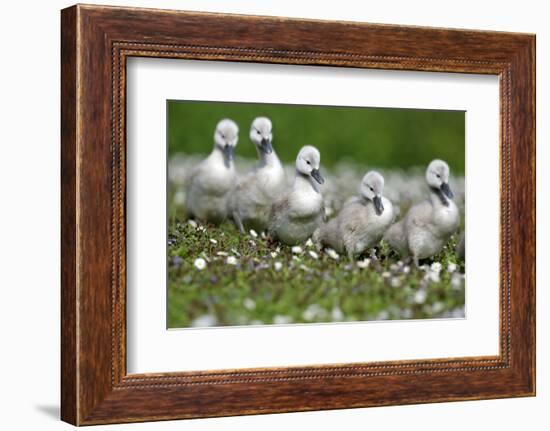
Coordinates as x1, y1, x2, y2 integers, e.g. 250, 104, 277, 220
167, 100, 466, 328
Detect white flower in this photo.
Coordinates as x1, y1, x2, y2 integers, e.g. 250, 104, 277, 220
226, 256, 238, 265
305, 238, 314, 248
357, 258, 370, 269
427, 271, 441, 283
331, 306, 344, 321
382, 271, 391, 278
209, 238, 218, 244
377, 310, 390, 320
273, 315, 292, 325
414, 289, 427, 304
451, 273, 464, 289
243, 298, 256, 310
197, 225, 206, 232
191, 314, 217, 327
308, 250, 319, 260
193, 258, 207, 270
403, 265, 411, 274
173, 190, 185, 205
188, 219, 198, 228
447, 262, 457, 273
432, 302, 445, 314
249, 229, 258, 238
325, 248, 339, 260
270, 251, 278, 259
230, 248, 241, 256
302, 304, 326, 321
291, 246, 303, 254
274, 262, 283, 271
216, 251, 228, 257
299, 264, 311, 272
390, 277, 401, 287
430, 262, 442, 273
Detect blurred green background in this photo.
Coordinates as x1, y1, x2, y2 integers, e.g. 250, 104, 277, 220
168, 100, 465, 173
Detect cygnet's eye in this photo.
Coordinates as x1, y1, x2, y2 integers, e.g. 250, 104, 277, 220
436, 173, 441, 179
306, 160, 311, 165
369, 186, 374, 192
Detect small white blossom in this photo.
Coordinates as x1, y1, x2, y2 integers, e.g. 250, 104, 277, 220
430, 262, 442, 273
414, 289, 427, 304
273, 315, 292, 325
299, 264, 311, 272
197, 225, 206, 232
451, 273, 464, 289
432, 301, 445, 314
427, 271, 441, 283
173, 190, 185, 205
305, 238, 314, 248
270, 251, 278, 259
226, 256, 238, 265
331, 306, 344, 321
274, 262, 283, 271
357, 258, 370, 269
291, 246, 303, 254
243, 298, 256, 310
188, 219, 198, 228
191, 314, 217, 327
302, 304, 326, 321
325, 248, 339, 260
308, 250, 319, 260
382, 271, 391, 278
230, 248, 241, 256
216, 251, 228, 257
209, 238, 218, 244
249, 229, 258, 238
193, 258, 207, 270
403, 265, 411, 274
390, 277, 401, 287
447, 262, 457, 273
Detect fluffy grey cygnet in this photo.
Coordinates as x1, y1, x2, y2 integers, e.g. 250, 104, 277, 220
227, 117, 286, 233
185, 119, 239, 223
268, 145, 325, 245
313, 171, 394, 260
384, 159, 459, 267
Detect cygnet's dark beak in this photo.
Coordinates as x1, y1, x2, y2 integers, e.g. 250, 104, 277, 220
260, 138, 273, 154
311, 168, 324, 185
440, 182, 454, 199
223, 144, 234, 168
373, 195, 384, 216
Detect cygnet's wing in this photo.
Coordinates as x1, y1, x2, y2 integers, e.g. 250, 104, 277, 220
405, 200, 433, 231
339, 200, 370, 235
268, 194, 290, 233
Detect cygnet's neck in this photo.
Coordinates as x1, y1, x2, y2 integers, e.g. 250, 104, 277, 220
294, 170, 320, 194
429, 187, 450, 207
257, 148, 280, 169
209, 145, 232, 169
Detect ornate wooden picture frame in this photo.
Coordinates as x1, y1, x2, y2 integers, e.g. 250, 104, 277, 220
61, 4, 535, 425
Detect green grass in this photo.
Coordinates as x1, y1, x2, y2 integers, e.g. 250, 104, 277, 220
168, 101, 465, 173
167, 221, 465, 328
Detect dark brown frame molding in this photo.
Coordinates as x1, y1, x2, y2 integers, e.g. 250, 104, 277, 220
61, 4, 536, 425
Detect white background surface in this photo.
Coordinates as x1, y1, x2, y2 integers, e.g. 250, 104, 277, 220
127, 59, 500, 373
0, 0, 547, 430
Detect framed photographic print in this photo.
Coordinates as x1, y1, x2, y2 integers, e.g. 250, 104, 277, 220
61, 4, 536, 425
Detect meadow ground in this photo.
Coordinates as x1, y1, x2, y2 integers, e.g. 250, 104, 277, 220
167, 157, 465, 328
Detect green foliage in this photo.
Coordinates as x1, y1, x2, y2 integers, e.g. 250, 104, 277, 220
167, 221, 465, 328
168, 101, 465, 173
